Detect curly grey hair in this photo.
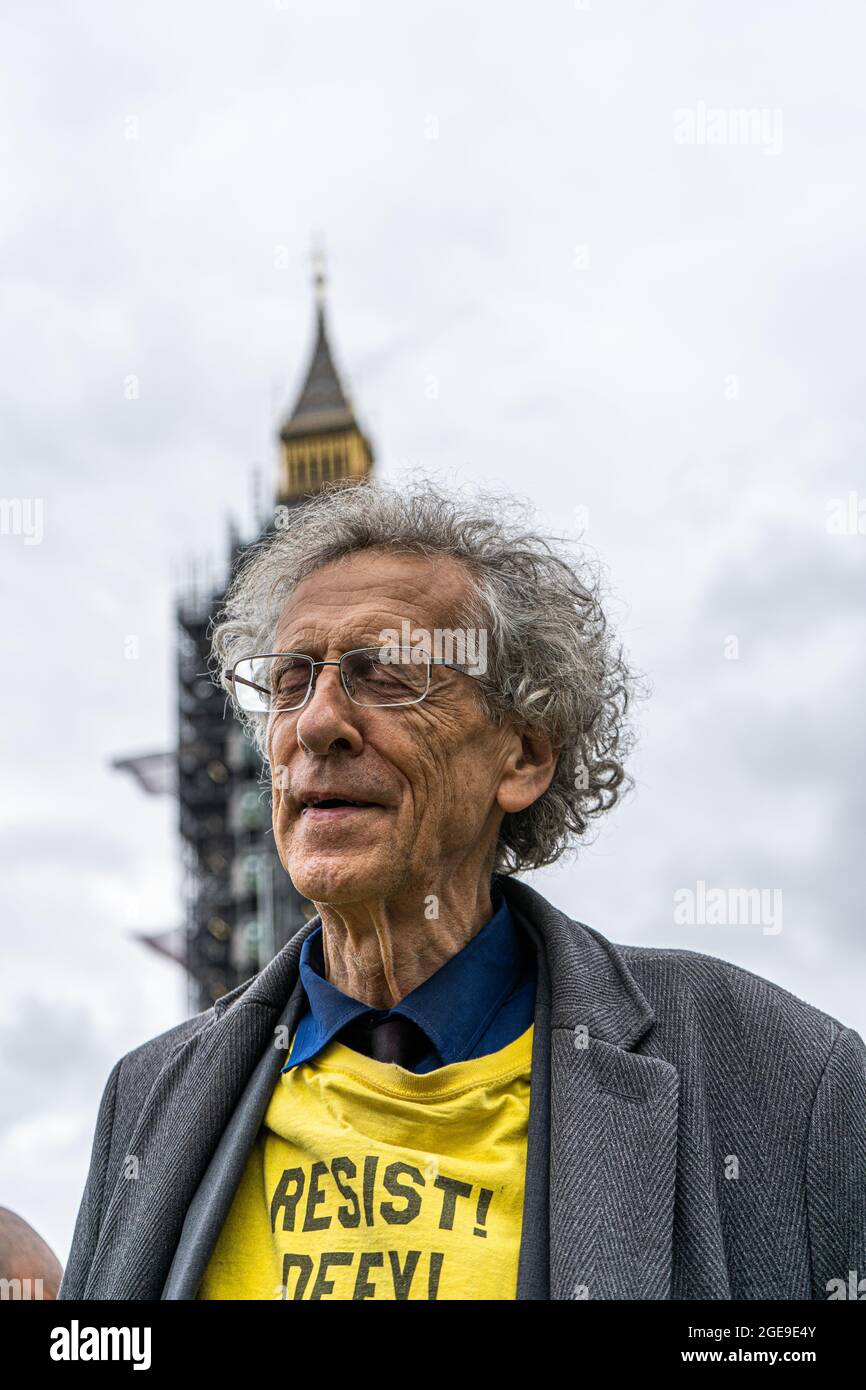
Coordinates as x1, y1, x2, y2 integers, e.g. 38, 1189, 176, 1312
211, 479, 640, 874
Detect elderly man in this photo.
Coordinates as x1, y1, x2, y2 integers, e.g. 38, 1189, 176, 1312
61, 482, 866, 1301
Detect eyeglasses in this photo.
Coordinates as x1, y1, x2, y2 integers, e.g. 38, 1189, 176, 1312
229, 646, 481, 713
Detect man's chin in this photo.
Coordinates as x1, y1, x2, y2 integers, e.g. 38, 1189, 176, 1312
287, 849, 396, 907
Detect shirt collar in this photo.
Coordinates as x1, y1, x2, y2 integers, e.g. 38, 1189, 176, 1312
282, 891, 527, 1072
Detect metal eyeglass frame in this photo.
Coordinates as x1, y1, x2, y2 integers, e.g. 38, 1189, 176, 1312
229, 645, 483, 712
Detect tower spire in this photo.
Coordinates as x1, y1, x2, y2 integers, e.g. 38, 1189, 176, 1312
311, 234, 327, 313
275, 251, 374, 504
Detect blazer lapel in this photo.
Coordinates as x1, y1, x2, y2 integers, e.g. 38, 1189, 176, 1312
501, 877, 680, 1301
548, 1030, 679, 1299
86, 917, 321, 1300
161, 973, 310, 1299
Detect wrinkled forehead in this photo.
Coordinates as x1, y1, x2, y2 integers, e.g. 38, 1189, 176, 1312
273, 549, 475, 651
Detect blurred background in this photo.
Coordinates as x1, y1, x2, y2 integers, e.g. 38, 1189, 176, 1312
2, 0, 865, 1266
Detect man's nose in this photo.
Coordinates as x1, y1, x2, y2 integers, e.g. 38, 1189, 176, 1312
293, 664, 364, 755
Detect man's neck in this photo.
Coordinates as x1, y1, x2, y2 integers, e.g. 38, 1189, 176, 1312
315, 878, 497, 1008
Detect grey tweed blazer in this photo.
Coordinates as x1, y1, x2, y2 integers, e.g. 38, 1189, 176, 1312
59, 875, 866, 1300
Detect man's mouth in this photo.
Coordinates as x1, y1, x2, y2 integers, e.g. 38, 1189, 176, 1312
299, 796, 383, 817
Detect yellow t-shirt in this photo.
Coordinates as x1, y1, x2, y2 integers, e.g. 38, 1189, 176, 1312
198, 1024, 534, 1301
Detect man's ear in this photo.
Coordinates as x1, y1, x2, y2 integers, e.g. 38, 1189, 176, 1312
496, 728, 558, 815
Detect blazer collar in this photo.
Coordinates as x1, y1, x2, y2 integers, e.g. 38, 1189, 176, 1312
495, 873, 656, 1049
213, 914, 321, 1016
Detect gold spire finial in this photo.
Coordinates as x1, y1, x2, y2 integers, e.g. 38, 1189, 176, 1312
310, 234, 327, 308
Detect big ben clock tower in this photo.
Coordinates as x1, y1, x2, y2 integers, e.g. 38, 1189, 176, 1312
277, 256, 374, 503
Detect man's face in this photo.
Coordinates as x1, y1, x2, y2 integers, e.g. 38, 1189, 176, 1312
267, 549, 519, 907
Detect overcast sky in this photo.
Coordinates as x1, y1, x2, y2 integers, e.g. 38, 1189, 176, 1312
2, 0, 865, 1265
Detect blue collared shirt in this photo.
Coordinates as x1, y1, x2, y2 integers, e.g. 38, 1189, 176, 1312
281, 893, 537, 1075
